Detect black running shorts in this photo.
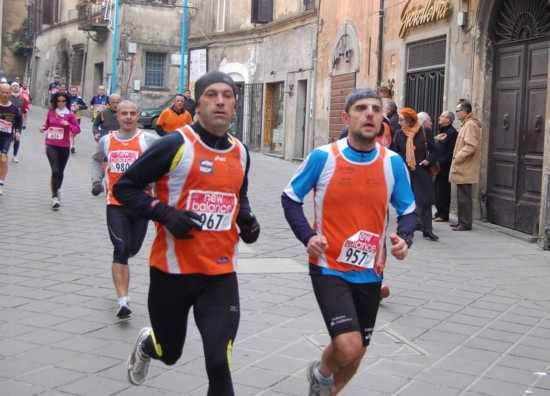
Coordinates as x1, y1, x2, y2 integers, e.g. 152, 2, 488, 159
311, 274, 381, 346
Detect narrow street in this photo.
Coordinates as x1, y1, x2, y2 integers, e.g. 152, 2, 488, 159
0, 105, 549, 395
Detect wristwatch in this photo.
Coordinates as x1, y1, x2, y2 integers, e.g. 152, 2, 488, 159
397, 232, 413, 248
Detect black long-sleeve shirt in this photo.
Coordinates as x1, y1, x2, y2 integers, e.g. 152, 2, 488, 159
113, 122, 252, 220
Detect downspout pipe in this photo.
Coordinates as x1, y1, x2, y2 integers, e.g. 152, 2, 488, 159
179, 0, 189, 93
110, 0, 120, 94
377, 0, 384, 86
309, 1, 321, 154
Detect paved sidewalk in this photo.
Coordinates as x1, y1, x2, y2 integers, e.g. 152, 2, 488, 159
0, 105, 549, 395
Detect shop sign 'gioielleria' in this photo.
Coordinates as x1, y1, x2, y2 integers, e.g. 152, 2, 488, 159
399, 0, 452, 38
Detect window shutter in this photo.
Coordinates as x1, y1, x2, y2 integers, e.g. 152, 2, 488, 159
305, 0, 315, 10
251, 0, 273, 24
43, 0, 54, 24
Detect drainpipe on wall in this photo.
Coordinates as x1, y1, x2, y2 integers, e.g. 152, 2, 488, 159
309, 0, 321, 153
179, 0, 189, 93
110, 0, 120, 94
376, 0, 384, 86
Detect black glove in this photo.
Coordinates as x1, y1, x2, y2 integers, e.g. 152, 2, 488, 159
237, 212, 260, 244
91, 181, 104, 196
152, 202, 202, 239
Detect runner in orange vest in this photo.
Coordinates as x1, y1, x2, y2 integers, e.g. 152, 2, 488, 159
113, 71, 260, 393
90, 100, 158, 318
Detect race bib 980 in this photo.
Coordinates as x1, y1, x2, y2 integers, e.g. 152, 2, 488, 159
187, 190, 237, 231
47, 127, 64, 140
108, 150, 139, 173
336, 230, 380, 268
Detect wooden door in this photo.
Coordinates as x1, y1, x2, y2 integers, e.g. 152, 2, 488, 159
487, 39, 548, 233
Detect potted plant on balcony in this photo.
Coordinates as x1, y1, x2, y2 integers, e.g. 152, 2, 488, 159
10, 17, 33, 56
377, 82, 391, 98
76, 1, 90, 10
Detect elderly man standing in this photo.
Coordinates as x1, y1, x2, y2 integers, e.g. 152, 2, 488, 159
449, 101, 482, 231
385, 101, 399, 136
433, 111, 458, 222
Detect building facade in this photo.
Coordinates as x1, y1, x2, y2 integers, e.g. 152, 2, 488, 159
28, 0, 186, 108
187, 0, 318, 159
0, 0, 28, 81
25, 0, 550, 244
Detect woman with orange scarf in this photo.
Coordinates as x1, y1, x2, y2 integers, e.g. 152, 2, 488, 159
393, 108, 439, 241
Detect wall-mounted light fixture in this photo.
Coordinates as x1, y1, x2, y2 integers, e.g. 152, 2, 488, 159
283, 84, 294, 97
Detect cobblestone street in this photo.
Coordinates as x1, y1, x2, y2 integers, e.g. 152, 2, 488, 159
0, 106, 549, 395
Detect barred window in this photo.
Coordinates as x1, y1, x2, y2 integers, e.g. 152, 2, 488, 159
71, 48, 85, 85
145, 52, 166, 87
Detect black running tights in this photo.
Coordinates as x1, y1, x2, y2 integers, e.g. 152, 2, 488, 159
143, 267, 240, 396
45, 145, 70, 198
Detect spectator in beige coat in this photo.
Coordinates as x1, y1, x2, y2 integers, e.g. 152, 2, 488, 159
449, 101, 482, 231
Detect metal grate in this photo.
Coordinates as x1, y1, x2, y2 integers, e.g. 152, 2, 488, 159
145, 52, 166, 87
407, 38, 446, 72
71, 49, 85, 85
405, 69, 445, 125
495, 0, 550, 43
232, 83, 263, 149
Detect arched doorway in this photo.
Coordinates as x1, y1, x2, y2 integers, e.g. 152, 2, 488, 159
487, 0, 550, 234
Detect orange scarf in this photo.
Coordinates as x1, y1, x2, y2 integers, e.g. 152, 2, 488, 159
402, 125, 421, 171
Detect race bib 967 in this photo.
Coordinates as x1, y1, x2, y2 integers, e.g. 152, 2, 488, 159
187, 190, 237, 231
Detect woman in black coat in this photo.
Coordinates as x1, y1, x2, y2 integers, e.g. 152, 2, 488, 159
393, 108, 439, 241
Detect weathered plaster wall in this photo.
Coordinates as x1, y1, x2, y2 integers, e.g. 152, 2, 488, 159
1, 0, 27, 80
32, 2, 183, 110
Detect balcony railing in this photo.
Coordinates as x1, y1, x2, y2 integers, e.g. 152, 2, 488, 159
77, 2, 109, 32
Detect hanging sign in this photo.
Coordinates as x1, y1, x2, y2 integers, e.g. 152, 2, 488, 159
399, 0, 452, 38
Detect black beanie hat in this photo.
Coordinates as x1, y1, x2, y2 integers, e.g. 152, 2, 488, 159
194, 71, 237, 103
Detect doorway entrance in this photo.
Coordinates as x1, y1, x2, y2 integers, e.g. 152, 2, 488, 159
487, 0, 550, 234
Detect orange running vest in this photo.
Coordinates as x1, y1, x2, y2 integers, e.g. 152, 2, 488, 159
376, 123, 392, 149
104, 130, 149, 206
150, 126, 247, 275
310, 142, 389, 274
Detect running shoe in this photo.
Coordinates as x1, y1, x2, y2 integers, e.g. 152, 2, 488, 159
0, 186, 3, 196
306, 359, 335, 396
117, 301, 132, 319
127, 327, 152, 385
12, 156, 19, 163
52, 197, 61, 209
71, 146, 76, 155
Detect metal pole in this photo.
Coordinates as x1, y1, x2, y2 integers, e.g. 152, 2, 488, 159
376, 0, 384, 86
111, 0, 120, 94
179, 0, 189, 93
309, 0, 320, 153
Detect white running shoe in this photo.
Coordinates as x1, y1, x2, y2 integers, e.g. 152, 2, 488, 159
12, 157, 19, 163
0, 186, 3, 196
307, 359, 335, 396
117, 300, 132, 319
52, 197, 60, 209
127, 327, 152, 385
